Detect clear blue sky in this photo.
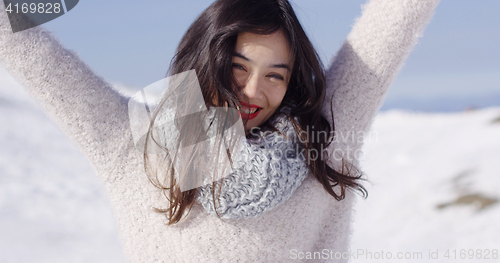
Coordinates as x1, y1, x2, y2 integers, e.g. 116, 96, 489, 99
42, 0, 500, 105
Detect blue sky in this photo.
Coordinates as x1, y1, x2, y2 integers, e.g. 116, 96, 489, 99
41, 0, 500, 110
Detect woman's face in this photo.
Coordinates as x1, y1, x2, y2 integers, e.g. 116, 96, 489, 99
232, 30, 292, 130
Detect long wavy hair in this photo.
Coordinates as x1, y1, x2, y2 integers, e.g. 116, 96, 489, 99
144, 0, 367, 225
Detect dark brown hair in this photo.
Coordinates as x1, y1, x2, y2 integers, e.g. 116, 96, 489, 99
144, 0, 367, 225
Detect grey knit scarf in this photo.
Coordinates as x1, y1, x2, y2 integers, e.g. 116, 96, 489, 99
195, 112, 309, 219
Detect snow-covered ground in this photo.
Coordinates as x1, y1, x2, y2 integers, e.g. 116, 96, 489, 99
1, 67, 499, 262
0, 68, 125, 262
351, 108, 500, 262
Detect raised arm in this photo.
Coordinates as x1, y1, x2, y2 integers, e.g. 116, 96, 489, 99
323, 0, 440, 161
0, 4, 133, 179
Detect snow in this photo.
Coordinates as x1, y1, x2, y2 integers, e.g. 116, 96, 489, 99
1, 67, 499, 262
351, 109, 500, 262
0, 68, 125, 263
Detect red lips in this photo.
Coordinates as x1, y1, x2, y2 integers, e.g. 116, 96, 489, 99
239, 101, 262, 120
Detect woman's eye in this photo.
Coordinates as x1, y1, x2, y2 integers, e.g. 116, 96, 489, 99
232, 63, 246, 71
268, 74, 285, 81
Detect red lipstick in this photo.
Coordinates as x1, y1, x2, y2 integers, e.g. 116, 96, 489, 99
238, 101, 262, 120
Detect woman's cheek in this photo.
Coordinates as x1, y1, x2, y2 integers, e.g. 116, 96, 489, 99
274, 86, 288, 107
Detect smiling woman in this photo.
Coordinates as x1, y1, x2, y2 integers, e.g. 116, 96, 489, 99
146, 0, 369, 226
232, 31, 292, 129
0, 0, 440, 262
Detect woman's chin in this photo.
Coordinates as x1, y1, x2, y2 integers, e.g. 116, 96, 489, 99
241, 111, 273, 131
243, 123, 256, 131
243, 119, 261, 131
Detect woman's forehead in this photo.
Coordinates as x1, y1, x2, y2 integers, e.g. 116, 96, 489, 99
234, 31, 292, 66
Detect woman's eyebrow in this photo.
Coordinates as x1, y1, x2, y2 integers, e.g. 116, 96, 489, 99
233, 52, 249, 61
271, 63, 291, 71
233, 51, 291, 72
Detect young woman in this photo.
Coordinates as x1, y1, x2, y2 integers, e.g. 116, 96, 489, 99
0, 0, 439, 262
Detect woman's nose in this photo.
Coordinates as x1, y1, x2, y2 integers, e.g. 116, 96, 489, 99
241, 74, 263, 99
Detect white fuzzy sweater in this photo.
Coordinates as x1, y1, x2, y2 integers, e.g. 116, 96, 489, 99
0, 0, 439, 262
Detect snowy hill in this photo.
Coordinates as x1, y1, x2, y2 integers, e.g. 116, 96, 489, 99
381, 93, 500, 113
1, 67, 499, 262
351, 108, 500, 262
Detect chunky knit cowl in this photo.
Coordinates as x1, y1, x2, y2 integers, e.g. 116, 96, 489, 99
195, 111, 310, 219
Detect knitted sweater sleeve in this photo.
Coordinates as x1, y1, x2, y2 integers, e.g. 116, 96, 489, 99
0, 4, 131, 179
322, 0, 440, 162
